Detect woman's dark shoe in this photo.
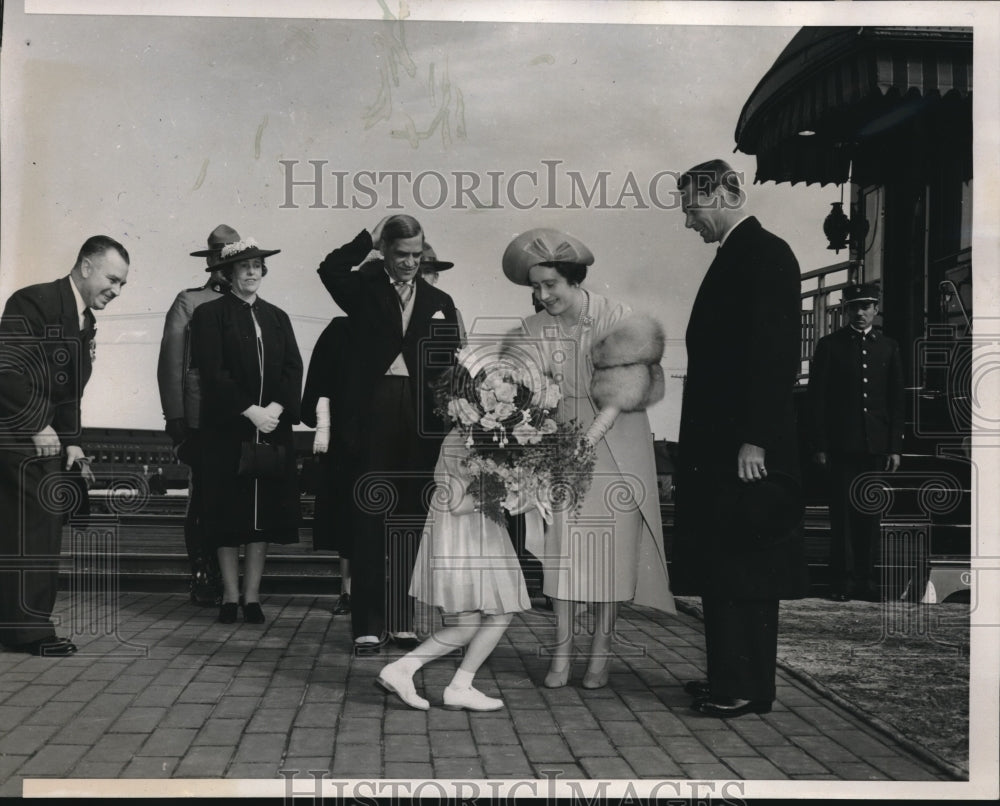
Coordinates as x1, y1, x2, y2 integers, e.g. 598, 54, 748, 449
242, 601, 265, 624
692, 697, 772, 718
218, 602, 239, 624
333, 593, 352, 615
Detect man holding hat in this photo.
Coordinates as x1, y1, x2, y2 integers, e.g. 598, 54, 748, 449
156, 224, 240, 606
808, 282, 904, 602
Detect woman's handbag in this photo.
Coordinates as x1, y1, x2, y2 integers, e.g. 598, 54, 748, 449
237, 438, 287, 479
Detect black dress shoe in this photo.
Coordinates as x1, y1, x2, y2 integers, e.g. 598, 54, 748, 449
218, 602, 239, 624
389, 632, 420, 650
353, 640, 382, 656
684, 680, 711, 698
333, 593, 352, 615
242, 601, 265, 624
13, 637, 78, 657
692, 697, 772, 718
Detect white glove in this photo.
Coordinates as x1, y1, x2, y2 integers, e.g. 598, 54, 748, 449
313, 397, 330, 454
584, 406, 619, 446
244, 404, 280, 433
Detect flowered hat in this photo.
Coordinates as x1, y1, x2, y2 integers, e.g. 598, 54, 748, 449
191, 224, 241, 257
209, 237, 281, 270
502, 228, 594, 286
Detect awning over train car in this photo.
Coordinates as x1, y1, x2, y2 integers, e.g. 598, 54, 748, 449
734, 26, 972, 187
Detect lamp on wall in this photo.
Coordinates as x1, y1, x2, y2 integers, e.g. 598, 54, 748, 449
823, 202, 851, 252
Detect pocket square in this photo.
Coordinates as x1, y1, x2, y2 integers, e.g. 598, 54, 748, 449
431, 310, 447, 319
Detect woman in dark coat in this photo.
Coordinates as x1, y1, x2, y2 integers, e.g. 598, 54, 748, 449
301, 316, 359, 615
190, 238, 303, 625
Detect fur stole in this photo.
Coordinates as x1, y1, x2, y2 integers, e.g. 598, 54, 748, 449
589, 314, 666, 412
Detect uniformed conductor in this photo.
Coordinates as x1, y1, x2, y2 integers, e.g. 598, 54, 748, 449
156, 224, 241, 605
808, 282, 905, 602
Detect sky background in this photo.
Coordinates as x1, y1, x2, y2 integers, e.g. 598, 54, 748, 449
0, 1, 992, 446
0, 4, 846, 442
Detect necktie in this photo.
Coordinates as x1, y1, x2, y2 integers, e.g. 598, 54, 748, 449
393, 280, 413, 308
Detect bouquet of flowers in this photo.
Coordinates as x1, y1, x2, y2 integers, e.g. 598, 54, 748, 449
435, 343, 597, 525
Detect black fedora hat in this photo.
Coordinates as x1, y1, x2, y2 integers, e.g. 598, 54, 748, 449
715, 471, 803, 550
191, 224, 241, 257
420, 243, 454, 272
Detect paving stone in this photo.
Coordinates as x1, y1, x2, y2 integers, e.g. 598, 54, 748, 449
225, 678, 269, 697
562, 728, 617, 757
762, 745, 832, 775
471, 717, 519, 745
722, 755, 790, 779
120, 756, 180, 778
790, 734, 866, 764
245, 707, 296, 734
433, 757, 485, 779
427, 709, 470, 730
792, 704, 864, 731
83, 732, 150, 762
692, 729, 759, 756
0, 724, 59, 754
103, 675, 156, 694
762, 710, 823, 736
510, 708, 558, 734
382, 709, 428, 735
9, 685, 61, 708
161, 703, 214, 729
109, 707, 168, 734
0, 705, 35, 731
51, 715, 116, 745
226, 762, 281, 778
212, 696, 260, 719
619, 745, 686, 777
137, 727, 198, 757
533, 762, 587, 780
132, 685, 184, 708
635, 709, 696, 737
825, 728, 900, 757
600, 720, 657, 747
823, 760, 893, 780
479, 745, 534, 777
18, 745, 87, 776
177, 682, 229, 704
174, 745, 237, 778
549, 704, 600, 730
678, 761, 743, 780
233, 733, 288, 763
260, 686, 307, 708
32, 664, 86, 686
385, 734, 430, 763
68, 760, 126, 778
192, 718, 247, 746
76, 661, 130, 681
287, 728, 334, 758
429, 730, 479, 758
729, 718, 789, 746
335, 717, 382, 744
865, 755, 947, 780
519, 733, 576, 764
330, 744, 382, 776
579, 756, 637, 779
655, 735, 716, 764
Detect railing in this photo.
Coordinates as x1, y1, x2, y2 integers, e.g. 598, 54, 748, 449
799, 260, 854, 381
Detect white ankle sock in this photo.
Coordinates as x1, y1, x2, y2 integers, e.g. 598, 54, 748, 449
449, 669, 474, 690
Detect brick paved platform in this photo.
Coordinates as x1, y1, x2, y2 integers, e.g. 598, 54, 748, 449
0, 591, 954, 796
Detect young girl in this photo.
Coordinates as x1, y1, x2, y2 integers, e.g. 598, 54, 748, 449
375, 428, 538, 711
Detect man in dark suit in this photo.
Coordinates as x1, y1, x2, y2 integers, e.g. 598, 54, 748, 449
317, 215, 460, 653
156, 224, 240, 606
808, 283, 904, 601
0, 235, 130, 656
672, 160, 808, 717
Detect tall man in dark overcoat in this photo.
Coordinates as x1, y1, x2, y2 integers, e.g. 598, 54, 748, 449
156, 224, 241, 605
0, 235, 130, 656
673, 160, 808, 717
808, 283, 904, 601
317, 215, 460, 652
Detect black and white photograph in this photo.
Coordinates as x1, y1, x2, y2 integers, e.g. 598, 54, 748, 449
0, 0, 996, 800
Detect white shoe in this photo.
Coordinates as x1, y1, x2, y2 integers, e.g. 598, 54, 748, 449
442, 685, 504, 711
375, 662, 429, 710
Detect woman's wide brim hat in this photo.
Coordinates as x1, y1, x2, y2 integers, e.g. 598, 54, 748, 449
502, 228, 594, 286
421, 243, 454, 272
191, 224, 241, 257
209, 238, 280, 270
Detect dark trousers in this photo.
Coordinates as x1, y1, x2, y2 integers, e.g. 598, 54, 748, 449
702, 596, 779, 702
827, 453, 883, 597
178, 430, 221, 590
0, 452, 63, 646
351, 377, 431, 640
